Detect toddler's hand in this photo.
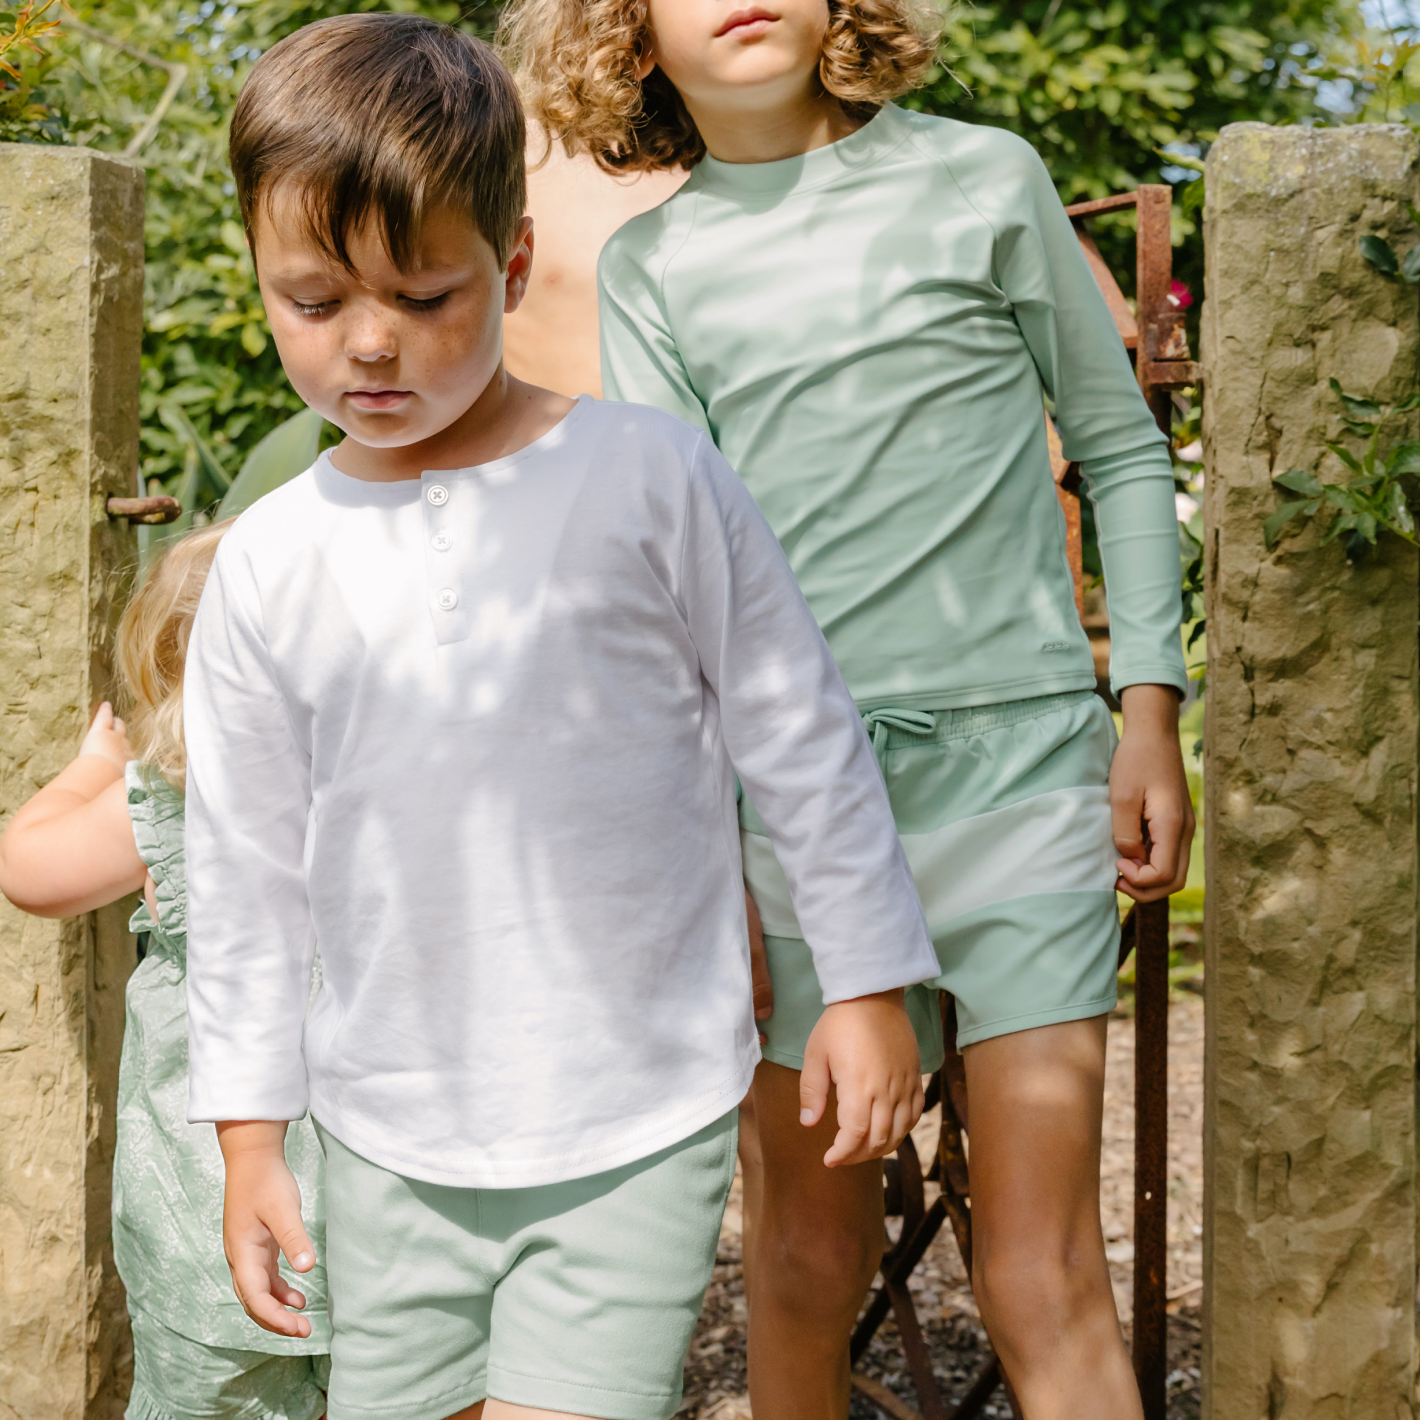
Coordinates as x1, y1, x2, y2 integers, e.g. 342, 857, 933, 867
216, 1121, 315, 1338
800, 988, 923, 1168
79, 702, 131, 772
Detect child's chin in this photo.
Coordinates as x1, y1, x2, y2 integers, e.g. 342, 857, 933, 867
344, 415, 428, 449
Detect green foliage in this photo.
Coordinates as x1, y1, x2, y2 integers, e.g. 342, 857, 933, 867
0, 1, 88, 143
912, 0, 1366, 296
1309, 23, 1420, 123
56, 0, 494, 512
1360, 204, 1420, 282
1265, 381, 1420, 560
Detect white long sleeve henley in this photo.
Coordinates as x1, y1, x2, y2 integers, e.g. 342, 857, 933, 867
184, 397, 937, 1188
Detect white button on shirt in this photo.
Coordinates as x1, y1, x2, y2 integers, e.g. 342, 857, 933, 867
184, 398, 936, 1188
432, 532, 452, 552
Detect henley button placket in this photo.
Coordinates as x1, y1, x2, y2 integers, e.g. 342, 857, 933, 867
422, 476, 468, 644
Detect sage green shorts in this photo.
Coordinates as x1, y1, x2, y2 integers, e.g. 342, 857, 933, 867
316, 1111, 737, 1420
741, 690, 1121, 1066
125, 1308, 329, 1420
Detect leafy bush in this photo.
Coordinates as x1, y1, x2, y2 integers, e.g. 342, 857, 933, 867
1265, 382, 1420, 559
0, 1, 89, 144
914, 0, 1367, 301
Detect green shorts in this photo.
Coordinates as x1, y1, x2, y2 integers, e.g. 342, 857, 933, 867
317, 1111, 737, 1420
126, 1308, 329, 1420
742, 690, 1121, 1065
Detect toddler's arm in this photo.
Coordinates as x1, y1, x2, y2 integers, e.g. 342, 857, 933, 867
0, 703, 148, 917
217, 1120, 317, 1338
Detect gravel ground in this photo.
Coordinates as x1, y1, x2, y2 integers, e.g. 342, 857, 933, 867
678, 995, 1206, 1420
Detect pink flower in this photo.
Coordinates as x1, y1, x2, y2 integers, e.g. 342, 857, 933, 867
1168, 279, 1194, 310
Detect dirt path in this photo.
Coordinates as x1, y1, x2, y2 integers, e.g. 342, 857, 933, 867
679, 996, 1205, 1419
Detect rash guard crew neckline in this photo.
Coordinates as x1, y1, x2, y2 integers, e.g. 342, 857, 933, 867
695, 103, 913, 197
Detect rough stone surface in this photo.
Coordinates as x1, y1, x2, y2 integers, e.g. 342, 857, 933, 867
0, 144, 143, 1420
1201, 123, 1420, 1419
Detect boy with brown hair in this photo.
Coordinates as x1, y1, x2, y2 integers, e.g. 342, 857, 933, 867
183, 15, 938, 1420
501, 3, 1194, 1418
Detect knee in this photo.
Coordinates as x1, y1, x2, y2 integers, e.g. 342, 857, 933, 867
758, 1206, 882, 1304
973, 1240, 1107, 1345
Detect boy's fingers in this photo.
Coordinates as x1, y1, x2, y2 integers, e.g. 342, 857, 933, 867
92, 702, 112, 728
823, 1083, 871, 1166
868, 1095, 895, 1156
799, 1046, 830, 1128
824, 1116, 870, 1167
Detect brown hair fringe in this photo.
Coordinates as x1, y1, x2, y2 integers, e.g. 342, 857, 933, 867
231, 14, 527, 271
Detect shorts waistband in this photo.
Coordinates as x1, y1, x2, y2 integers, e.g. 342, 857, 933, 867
860, 691, 1097, 753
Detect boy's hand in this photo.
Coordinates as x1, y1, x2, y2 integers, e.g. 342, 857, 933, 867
800, 987, 923, 1168
1112, 683, 1195, 902
216, 1121, 316, 1338
79, 702, 131, 773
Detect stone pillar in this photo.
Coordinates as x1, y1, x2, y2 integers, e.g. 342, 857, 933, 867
1201, 124, 1419, 1418
0, 145, 144, 1419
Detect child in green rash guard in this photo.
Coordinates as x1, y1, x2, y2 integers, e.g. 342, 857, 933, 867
500, 2, 1192, 1417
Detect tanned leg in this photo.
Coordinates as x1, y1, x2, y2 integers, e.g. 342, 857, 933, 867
963, 1017, 1143, 1420
741, 1059, 884, 1420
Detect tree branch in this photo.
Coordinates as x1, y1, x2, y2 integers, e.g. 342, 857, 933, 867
63, 16, 187, 156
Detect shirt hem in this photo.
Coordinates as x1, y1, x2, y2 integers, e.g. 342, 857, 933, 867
306, 1049, 758, 1189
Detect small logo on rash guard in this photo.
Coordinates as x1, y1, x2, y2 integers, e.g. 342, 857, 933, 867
1041, 640, 1073, 652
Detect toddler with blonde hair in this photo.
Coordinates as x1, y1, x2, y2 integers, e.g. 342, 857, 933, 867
0, 523, 330, 1420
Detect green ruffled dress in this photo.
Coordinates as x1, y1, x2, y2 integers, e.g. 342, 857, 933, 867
115, 764, 331, 1420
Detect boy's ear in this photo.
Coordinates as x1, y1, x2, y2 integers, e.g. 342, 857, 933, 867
633, 46, 656, 82
503, 215, 535, 316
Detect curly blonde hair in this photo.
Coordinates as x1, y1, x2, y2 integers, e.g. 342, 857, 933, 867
117, 522, 232, 792
498, 0, 947, 173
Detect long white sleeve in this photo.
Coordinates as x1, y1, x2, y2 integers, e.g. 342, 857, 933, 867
185, 541, 316, 1122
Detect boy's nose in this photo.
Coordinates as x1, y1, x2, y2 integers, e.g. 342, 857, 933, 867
345, 316, 397, 363
347, 337, 396, 363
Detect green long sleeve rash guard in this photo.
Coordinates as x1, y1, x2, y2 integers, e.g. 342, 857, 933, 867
598, 103, 1186, 711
